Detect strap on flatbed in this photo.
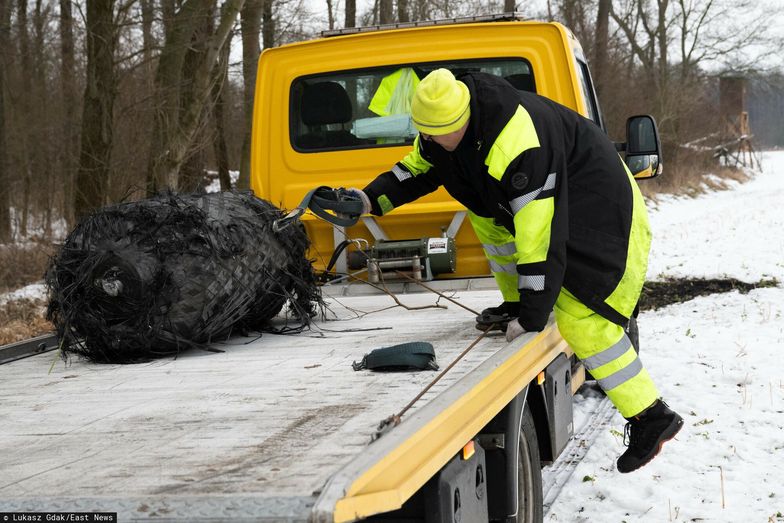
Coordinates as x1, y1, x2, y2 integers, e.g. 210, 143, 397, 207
273, 186, 364, 231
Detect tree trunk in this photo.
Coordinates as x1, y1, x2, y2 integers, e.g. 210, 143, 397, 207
345, 0, 355, 27
59, 0, 77, 227
141, 0, 154, 69
593, 0, 610, 101
211, 2, 232, 191
178, 2, 215, 193
16, 0, 31, 235
0, 0, 10, 241
325, 0, 334, 29
74, 0, 117, 219
236, 0, 261, 191
212, 62, 232, 191
261, 0, 273, 47
397, 0, 408, 22
504, 0, 515, 13
378, 0, 392, 24
656, 0, 669, 94
33, 0, 53, 236
146, 0, 245, 193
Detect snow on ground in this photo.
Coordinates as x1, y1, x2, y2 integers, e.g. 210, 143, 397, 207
0, 282, 47, 307
546, 151, 784, 522
646, 154, 784, 282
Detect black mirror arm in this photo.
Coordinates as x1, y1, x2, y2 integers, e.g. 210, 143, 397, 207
615, 142, 627, 153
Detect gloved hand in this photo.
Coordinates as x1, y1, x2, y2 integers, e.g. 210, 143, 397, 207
344, 188, 371, 215
505, 318, 527, 342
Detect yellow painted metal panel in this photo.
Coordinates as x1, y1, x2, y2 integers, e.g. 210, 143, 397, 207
332, 325, 569, 522
251, 21, 585, 278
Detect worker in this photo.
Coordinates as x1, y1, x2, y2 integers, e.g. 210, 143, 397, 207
347, 68, 682, 473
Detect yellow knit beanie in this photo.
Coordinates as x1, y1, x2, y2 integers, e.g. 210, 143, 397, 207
410, 69, 471, 135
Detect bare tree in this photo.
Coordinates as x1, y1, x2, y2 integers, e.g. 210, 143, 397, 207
397, 0, 408, 22
325, 0, 334, 29
59, 0, 78, 225
593, 0, 610, 99
378, 0, 392, 23
75, 0, 118, 219
0, 0, 10, 241
15, 0, 32, 234
236, 0, 261, 190
345, 0, 355, 27
146, 0, 245, 193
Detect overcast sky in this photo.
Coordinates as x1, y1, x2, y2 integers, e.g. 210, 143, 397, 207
290, 0, 784, 72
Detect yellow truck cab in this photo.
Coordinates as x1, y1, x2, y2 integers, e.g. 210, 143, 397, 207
252, 15, 612, 277
251, 14, 660, 280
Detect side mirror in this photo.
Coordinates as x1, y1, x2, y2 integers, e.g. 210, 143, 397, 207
623, 115, 662, 179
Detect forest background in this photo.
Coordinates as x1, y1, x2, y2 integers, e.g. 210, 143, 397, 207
1, 0, 783, 297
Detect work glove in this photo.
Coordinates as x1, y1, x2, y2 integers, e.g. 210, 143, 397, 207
344, 188, 371, 215
505, 318, 527, 342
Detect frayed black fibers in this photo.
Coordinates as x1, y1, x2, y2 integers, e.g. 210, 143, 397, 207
46, 191, 322, 363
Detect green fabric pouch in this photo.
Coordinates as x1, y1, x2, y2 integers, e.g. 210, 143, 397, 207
352, 342, 439, 372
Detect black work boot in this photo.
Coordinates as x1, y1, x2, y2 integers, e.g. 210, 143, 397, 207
475, 301, 517, 331
617, 399, 683, 473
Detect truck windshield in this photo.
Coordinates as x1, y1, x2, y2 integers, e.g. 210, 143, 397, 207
290, 59, 534, 152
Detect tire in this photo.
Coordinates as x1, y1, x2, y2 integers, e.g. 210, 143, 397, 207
517, 403, 544, 523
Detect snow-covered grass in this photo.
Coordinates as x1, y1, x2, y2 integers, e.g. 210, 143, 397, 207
7, 207, 68, 243
0, 282, 47, 307
546, 151, 784, 522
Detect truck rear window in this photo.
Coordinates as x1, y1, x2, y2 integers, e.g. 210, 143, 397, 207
290, 59, 535, 152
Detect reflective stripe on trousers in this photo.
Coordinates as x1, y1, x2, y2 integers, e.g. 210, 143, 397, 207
468, 211, 520, 302
555, 288, 658, 418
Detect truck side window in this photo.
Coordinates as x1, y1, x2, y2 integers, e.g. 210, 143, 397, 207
290, 58, 534, 152
575, 59, 602, 127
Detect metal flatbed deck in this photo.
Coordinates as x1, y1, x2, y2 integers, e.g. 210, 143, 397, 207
0, 280, 568, 522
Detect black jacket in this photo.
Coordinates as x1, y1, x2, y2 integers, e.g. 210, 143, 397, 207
363, 72, 642, 331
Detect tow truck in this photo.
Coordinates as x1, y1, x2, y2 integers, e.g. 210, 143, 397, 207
0, 13, 661, 523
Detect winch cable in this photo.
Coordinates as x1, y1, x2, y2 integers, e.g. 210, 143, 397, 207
373, 323, 496, 440
276, 187, 502, 438
273, 186, 364, 232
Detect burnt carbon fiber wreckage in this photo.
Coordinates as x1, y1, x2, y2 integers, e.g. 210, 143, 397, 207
46, 191, 322, 363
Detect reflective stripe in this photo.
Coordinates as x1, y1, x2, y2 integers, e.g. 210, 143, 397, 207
582, 335, 633, 371
485, 105, 540, 180
392, 164, 412, 182
509, 172, 557, 214
518, 274, 545, 291
543, 172, 556, 190
483, 242, 517, 257
489, 260, 517, 275
596, 357, 643, 391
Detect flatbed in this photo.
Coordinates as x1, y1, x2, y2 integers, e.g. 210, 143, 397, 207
0, 280, 571, 522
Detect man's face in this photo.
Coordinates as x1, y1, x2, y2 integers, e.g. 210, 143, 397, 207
421, 121, 469, 152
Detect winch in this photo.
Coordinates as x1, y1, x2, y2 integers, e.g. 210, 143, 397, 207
362, 237, 457, 282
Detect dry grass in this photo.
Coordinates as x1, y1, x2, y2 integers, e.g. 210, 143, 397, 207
0, 297, 52, 345
0, 241, 55, 345
0, 241, 55, 294
640, 146, 752, 199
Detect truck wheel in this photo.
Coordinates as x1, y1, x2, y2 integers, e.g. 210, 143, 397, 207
518, 403, 543, 523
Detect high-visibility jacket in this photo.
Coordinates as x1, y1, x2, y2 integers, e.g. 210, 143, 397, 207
362, 72, 650, 331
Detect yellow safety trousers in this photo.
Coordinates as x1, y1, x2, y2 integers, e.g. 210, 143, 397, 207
555, 288, 658, 418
